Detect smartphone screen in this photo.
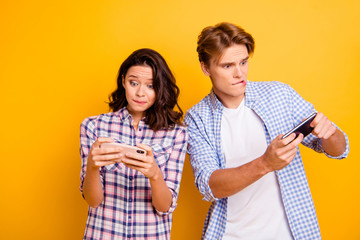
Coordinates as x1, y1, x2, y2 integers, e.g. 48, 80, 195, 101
282, 112, 317, 139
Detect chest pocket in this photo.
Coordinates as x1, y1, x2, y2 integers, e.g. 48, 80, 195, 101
151, 144, 170, 170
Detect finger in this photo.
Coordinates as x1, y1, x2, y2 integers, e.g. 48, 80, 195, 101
92, 147, 123, 156
279, 147, 297, 164
122, 158, 148, 168
122, 163, 147, 175
282, 133, 297, 145
93, 153, 124, 161
313, 116, 328, 138
317, 121, 335, 139
284, 150, 297, 163
286, 133, 303, 149
97, 137, 115, 142
310, 112, 322, 128
124, 152, 147, 162
93, 161, 117, 167
92, 137, 114, 148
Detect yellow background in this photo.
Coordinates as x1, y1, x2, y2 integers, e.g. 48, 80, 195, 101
1, 0, 359, 239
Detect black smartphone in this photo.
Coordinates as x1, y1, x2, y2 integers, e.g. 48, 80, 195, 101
282, 112, 317, 139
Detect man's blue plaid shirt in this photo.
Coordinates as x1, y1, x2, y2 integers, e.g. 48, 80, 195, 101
184, 81, 349, 240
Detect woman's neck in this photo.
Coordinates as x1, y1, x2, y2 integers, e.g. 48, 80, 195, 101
127, 107, 144, 130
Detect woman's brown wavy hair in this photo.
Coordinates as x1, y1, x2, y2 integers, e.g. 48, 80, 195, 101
108, 48, 183, 131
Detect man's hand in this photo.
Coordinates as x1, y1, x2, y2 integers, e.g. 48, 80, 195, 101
310, 112, 346, 156
260, 133, 304, 172
310, 112, 337, 139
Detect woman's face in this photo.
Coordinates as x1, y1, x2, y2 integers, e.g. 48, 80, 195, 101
122, 65, 156, 118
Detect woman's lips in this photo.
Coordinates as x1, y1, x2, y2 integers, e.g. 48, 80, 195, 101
133, 99, 147, 105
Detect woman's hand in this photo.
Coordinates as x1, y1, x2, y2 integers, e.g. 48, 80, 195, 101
87, 137, 122, 170
121, 143, 172, 212
83, 137, 123, 208
121, 143, 161, 180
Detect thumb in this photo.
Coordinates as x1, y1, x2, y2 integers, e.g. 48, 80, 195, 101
93, 137, 114, 148
136, 143, 152, 156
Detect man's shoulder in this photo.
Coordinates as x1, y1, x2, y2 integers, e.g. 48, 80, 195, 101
247, 80, 294, 100
186, 94, 213, 114
249, 80, 290, 91
184, 94, 215, 124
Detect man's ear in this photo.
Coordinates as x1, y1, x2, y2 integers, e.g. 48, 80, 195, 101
200, 62, 211, 77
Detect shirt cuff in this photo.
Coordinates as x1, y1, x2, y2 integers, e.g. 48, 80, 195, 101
154, 191, 178, 216
199, 167, 219, 202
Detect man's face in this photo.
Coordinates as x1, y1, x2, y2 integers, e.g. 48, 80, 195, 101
201, 44, 249, 108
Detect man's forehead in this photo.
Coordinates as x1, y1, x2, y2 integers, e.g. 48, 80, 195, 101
211, 44, 249, 65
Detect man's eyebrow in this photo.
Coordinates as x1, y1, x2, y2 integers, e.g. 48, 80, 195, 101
219, 56, 250, 65
219, 61, 234, 65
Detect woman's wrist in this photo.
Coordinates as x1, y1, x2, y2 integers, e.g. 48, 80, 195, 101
149, 167, 163, 181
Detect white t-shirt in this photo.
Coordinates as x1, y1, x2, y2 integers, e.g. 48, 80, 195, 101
221, 100, 293, 240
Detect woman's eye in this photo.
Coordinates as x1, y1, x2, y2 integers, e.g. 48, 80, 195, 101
130, 81, 137, 86
148, 84, 154, 89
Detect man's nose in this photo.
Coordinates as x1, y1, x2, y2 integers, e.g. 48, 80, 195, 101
233, 66, 242, 78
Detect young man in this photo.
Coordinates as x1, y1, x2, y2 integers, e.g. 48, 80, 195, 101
184, 22, 349, 240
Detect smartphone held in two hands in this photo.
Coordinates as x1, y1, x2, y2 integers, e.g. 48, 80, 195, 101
282, 112, 317, 140
100, 142, 147, 156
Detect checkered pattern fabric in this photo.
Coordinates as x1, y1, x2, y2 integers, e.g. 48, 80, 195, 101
184, 81, 349, 240
80, 107, 188, 240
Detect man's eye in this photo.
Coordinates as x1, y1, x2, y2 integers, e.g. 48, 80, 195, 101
224, 65, 230, 69
241, 60, 247, 65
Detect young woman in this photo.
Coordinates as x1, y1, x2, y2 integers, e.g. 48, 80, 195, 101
79, 48, 188, 239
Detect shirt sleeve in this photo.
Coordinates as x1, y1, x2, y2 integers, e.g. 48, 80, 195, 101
155, 126, 188, 216
302, 122, 350, 159
79, 116, 103, 195
287, 84, 350, 159
184, 111, 221, 202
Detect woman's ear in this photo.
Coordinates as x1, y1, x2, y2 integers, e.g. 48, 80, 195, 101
200, 62, 210, 77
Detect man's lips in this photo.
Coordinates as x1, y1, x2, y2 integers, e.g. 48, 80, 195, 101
232, 80, 246, 85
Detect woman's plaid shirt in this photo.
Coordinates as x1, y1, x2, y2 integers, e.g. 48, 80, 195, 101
80, 107, 188, 240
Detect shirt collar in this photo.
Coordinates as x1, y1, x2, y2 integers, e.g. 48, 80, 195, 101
209, 89, 224, 112
244, 80, 259, 108
114, 107, 132, 122
115, 106, 147, 123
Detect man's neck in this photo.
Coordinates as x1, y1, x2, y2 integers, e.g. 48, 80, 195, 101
215, 93, 245, 109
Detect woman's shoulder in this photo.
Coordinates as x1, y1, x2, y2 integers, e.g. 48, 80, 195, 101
155, 123, 188, 140
80, 112, 116, 127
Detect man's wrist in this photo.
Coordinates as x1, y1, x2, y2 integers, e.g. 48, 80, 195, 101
256, 155, 272, 175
